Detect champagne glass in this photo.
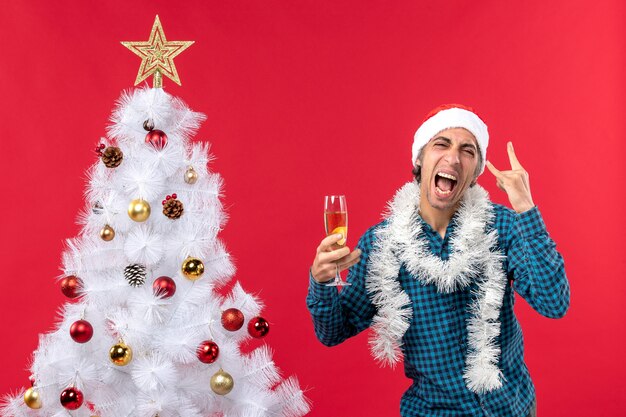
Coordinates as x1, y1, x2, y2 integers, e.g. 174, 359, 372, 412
324, 195, 350, 286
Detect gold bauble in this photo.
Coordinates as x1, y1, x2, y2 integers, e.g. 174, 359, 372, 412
128, 199, 151, 222
181, 257, 204, 281
100, 224, 115, 241
109, 342, 133, 366
184, 166, 198, 184
210, 369, 234, 395
24, 387, 42, 409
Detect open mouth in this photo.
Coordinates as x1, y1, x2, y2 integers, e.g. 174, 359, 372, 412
434, 172, 458, 196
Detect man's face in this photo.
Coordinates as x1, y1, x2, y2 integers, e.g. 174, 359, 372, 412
416, 128, 480, 212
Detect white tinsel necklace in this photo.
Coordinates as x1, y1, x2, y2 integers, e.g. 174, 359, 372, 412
365, 181, 507, 394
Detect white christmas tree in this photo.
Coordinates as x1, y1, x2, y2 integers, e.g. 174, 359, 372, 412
2, 17, 309, 417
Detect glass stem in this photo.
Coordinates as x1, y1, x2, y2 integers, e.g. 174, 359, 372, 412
334, 263, 341, 285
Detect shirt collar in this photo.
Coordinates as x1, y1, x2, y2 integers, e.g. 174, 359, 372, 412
417, 210, 460, 241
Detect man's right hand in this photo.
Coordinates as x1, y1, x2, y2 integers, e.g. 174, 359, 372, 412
311, 234, 362, 283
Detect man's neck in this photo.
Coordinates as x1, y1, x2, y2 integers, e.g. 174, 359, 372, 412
418, 196, 458, 239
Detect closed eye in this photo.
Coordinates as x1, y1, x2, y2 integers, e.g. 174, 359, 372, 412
432, 136, 452, 148
461, 144, 477, 156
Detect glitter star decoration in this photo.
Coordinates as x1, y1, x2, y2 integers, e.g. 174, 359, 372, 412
122, 15, 194, 87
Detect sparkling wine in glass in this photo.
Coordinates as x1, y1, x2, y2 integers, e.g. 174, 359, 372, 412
324, 195, 350, 286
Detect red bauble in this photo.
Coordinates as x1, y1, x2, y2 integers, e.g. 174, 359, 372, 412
152, 276, 176, 299
197, 340, 219, 364
60, 276, 82, 299
145, 129, 168, 150
247, 316, 270, 338
70, 320, 94, 343
60, 387, 83, 410
221, 308, 244, 331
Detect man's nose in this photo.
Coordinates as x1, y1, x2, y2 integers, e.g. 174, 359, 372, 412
443, 149, 461, 165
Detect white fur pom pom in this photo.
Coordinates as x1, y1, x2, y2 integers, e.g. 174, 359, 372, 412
131, 353, 178, 392
116, 160, 165, 202
124, 225, 165, 266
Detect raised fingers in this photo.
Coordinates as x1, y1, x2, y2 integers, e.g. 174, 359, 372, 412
486, 160, 502, 178
507, 141, 524, 170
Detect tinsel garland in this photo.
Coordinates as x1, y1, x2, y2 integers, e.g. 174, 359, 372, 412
365, 181, 507, 393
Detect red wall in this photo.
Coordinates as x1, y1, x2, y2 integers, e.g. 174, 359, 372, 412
0, 1, 624, 415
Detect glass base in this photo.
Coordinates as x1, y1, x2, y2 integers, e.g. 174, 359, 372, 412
325, 279, 351, 287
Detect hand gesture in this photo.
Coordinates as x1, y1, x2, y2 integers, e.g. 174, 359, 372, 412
486, 141, 535, 213
311, 234, 361, 283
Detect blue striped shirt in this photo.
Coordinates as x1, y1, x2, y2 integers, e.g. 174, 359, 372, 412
307, 204, 569, 416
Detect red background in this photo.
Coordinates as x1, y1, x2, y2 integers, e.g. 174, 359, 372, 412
0, 1, 624, 416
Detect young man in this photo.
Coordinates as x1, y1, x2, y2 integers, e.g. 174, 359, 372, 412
307, 104, 569, 416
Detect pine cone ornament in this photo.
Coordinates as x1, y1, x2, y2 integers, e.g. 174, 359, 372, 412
162, 194, 183, 219
101, 146, 123, 168
124, 264, 146, 287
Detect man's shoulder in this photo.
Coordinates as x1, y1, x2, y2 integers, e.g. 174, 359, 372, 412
363, 219, 387, 235
355, 220, 388, 250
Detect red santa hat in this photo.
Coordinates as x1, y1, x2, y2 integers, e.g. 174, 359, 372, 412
412, 104, 489, 175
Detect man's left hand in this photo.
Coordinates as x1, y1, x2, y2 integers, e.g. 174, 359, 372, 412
486, 141, 535, 213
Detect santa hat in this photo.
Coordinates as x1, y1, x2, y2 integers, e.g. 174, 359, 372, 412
412, 104, 489, 175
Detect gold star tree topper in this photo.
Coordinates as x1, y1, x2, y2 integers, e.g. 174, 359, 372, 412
122, 15, 194, 88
